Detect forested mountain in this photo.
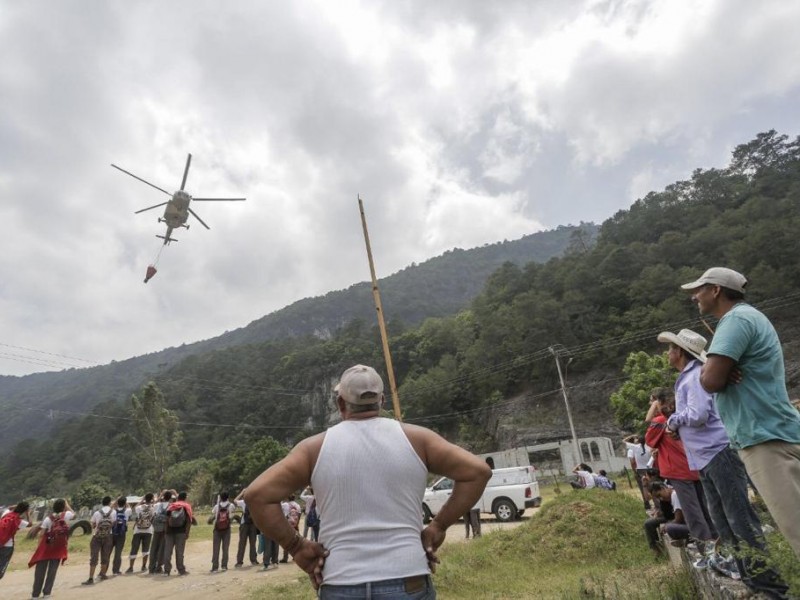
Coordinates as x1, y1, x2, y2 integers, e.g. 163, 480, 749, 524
0, 224, 593, 455
2, 130, 799, 505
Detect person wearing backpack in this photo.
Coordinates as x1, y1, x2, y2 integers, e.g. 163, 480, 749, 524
82, 495, 115, 585
209, 491, 235, 572
110, 496, 132, 575
234, 488, 259, 567
301, 487, 320, 543
0, 501, 31, 579
148, 490, 173, 575
163, 491, 193, 576
127, 492, 155, 573
28, 498, 74, 599
279, 495, 301, 563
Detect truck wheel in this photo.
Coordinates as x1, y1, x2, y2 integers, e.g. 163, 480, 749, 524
69, 520, 92, 536
493, 500, 515, 523
422, 504, 432, 524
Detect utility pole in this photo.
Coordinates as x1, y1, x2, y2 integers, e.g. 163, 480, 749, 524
357, 195, 402, 420
550, 345, 581, 466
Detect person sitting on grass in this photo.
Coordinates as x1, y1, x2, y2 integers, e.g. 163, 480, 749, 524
593, 470, 616, 491
650, 482, 691, 545
570, 463, 595, 490
643, 482, 675, 555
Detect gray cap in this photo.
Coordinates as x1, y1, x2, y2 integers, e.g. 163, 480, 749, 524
337, 365, 384, 404
681, 267, 747, 293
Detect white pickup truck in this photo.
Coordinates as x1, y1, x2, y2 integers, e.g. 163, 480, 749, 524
422, 466, 541, 523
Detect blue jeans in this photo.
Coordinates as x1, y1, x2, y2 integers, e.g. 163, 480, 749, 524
319, 575, 436, 599
700, 446, 789, 598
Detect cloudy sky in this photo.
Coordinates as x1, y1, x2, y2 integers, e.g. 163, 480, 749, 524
1, 0, 799, 377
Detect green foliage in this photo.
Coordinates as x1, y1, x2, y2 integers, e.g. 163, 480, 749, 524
188, 470, 218, 507
163, 458, 215, 492
71, 475, 112, 510
128, 383, 182, 488
610, 352, 675, 429
213, 437, 289, 490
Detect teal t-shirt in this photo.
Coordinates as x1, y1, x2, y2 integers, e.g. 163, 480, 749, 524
708, 303, 800, 449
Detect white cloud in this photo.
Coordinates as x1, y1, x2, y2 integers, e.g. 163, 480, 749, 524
1, 0, 800, 375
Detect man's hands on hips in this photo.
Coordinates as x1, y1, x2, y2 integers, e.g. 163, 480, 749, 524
293, 539, 329, 590
421, 520, 447, 573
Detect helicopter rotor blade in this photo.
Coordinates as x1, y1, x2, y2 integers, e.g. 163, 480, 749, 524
134, 202, 169, 214
180, 153, 192, 191
192, 197, 247, 202
188, 207, 210, 229
111, 164, 171, 196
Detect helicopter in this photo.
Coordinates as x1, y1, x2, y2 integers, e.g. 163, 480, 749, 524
111, 153, 246, 245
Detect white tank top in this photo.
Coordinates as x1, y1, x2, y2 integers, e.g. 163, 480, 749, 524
311, 417, 429, 585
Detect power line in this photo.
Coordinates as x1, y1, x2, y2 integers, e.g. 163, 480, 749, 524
18, 406, 309, 431
0, 342, 95, 365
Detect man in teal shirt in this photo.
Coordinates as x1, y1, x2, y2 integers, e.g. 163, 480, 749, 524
683, 267, 800, 564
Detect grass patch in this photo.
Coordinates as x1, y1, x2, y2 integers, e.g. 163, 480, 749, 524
434, 491, 695, 599
249, 491, 697, 599
249, 577, 311, 600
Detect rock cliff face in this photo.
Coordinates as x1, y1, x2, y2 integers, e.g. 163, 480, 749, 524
488, 370, 626, 452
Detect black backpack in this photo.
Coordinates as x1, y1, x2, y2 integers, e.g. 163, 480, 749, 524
168, 506, 187, 529
153, 503, 168, 533
112, 508, 128, 536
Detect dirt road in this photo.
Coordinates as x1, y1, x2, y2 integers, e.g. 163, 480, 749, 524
2, 518, 525, 599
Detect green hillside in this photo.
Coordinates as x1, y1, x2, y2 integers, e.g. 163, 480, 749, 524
1, 130, 799, 502
0, 224, 590, 456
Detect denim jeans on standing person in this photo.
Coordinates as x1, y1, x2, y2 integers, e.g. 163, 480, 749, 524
700, 446, 790, 598
318, 575, 436, 599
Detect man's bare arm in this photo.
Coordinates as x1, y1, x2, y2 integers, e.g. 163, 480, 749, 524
700, 355, 737, 393
244, 435, 328, 588
403, 423, 491, 570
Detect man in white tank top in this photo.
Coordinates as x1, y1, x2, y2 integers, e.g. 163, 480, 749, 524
246, 364, 491, 598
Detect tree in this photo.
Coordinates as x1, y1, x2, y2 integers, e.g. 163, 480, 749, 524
609, 351, 675, 430
72, 475, 112, 510
213, 437, 288, 490
128, 383, 182, 488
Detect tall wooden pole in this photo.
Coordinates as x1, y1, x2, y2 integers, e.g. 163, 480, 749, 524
357, 195, 402, 420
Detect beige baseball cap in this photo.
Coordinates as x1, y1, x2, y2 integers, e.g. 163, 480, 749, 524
680, 267, 747, 293
337, 365, 384, 404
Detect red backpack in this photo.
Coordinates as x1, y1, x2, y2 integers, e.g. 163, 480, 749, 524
215, 505, 230, 531
0, 512, 21, 546
46, 512, 70, 546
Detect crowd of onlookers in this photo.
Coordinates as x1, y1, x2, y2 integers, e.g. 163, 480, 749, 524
571, 267, 800, 600
0, 485, 319, 598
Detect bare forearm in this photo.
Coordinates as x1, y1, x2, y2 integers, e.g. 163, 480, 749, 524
431, 479, 486, 530
249, 503, 297, 548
